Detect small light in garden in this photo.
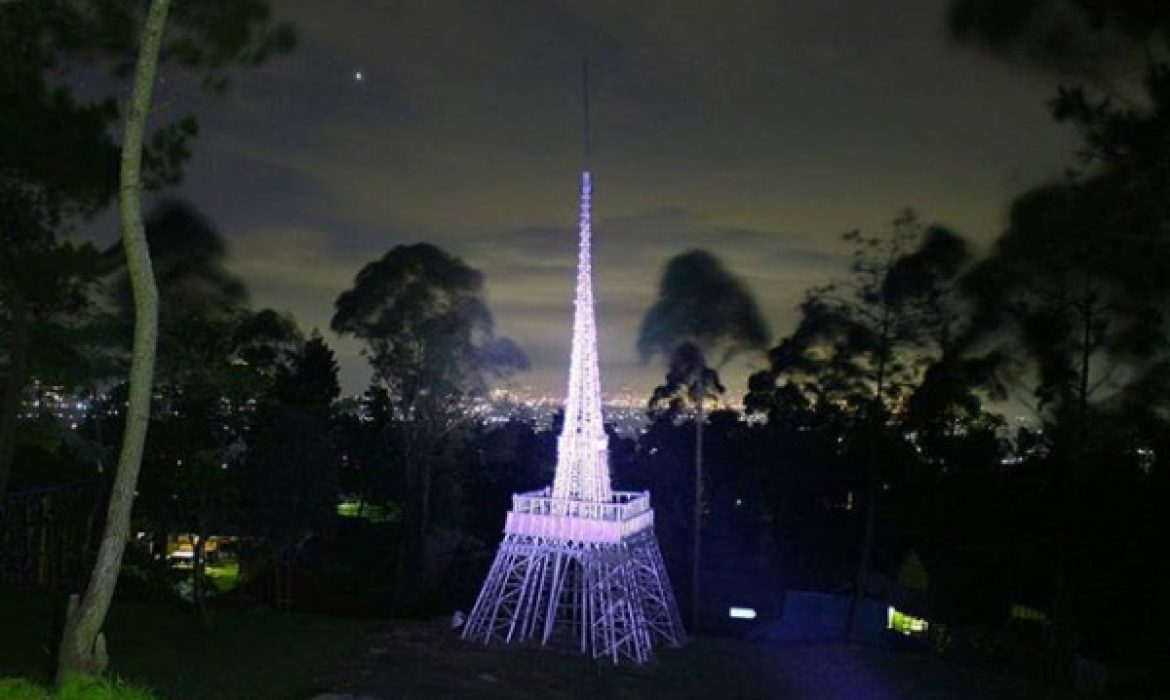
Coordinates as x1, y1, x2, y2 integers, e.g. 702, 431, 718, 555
887, 606, 929, 636
1010, 604, 1047, 622
729, 606, 757, 620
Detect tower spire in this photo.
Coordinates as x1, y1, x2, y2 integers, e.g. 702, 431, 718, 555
551, 59, 610, 503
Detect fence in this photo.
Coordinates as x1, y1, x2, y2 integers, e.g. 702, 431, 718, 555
0, 480, 107, 588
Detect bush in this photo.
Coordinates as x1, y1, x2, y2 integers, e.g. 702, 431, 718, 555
115, 545, 183, 603
0, 680, 43, 700
55, 678, 158, 700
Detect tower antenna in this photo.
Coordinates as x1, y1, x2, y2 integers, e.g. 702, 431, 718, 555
582, 58, 591, 168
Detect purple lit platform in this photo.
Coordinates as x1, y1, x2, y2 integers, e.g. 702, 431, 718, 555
463, 491, 683, 663
503, 489, 654, 544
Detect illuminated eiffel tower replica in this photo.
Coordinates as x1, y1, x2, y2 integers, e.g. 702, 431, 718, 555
463, 78, 685, 663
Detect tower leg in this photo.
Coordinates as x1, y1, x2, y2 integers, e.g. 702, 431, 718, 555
464, 526, 684, 663
631, 530, 687, 646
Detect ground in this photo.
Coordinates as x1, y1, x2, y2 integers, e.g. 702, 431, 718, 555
321, 622, 1083, 700
0, 588, 1148, 699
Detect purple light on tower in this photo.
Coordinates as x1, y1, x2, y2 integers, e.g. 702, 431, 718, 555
551, 171, 611, 505
461, 169, 686, 663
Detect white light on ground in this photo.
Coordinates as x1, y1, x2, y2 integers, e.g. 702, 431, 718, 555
729, 606, 757, 620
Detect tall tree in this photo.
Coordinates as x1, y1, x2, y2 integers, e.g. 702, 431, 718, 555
248, 330, 341, 598
57, 1, 172, 679
332, 243, 527, 591
0, 236, 105, 495
746, 211, 972, 637
958, 178, 1170, 662
52, 0, 295, 681
951, 2, 1170, 658
637, 249, 770, 631
0, 0, 122, 497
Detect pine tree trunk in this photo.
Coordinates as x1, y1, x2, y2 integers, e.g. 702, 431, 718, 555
691, 383, 704, 633
847, 317, 889, 640
1050, 294, 1096, 671
80, 496, 99, 584
90, 385, 107, 473
37, 494, 50, 585
847, 463, 878, 639
192, 530, 207, 618
396, 423, 430, 599
56, 0, 168, 683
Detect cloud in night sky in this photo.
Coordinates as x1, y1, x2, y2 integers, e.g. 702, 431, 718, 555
124, 0, 1080, 398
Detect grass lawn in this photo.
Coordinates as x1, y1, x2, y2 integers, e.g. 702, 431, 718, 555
0, 677, 159, 700
203, 563, 241, 594
0, 587, 376, 700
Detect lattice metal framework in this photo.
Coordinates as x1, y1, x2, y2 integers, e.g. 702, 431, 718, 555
552, 171, 610, 503
463, 171, 685, 663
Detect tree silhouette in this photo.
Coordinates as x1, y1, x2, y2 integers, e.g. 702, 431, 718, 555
747, 211, 973, 638
0, 234, 104, 495
949, 0, 1170, 670
0, 0, 123, 497
647, 342, 725, 418
948, 0, 1169, 100
637, 249, 769, 631
332, 243, 527, 593
275, 330, 341, 412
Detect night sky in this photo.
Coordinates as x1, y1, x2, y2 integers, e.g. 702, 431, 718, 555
138, 0, 1078, 399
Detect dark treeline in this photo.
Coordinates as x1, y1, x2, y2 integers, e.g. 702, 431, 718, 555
1, 0, 1168, 693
